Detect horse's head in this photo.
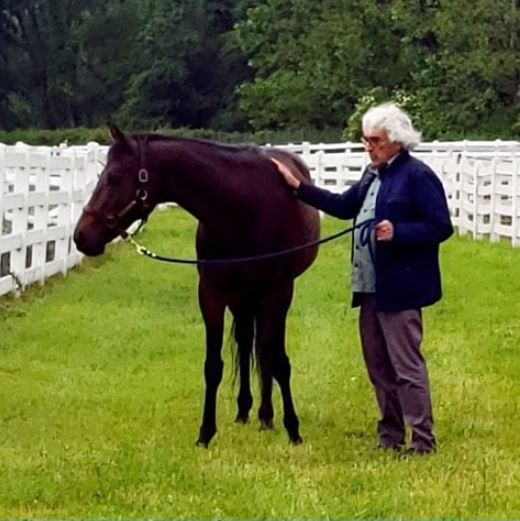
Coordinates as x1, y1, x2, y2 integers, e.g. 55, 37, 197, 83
74, 123, 156, 256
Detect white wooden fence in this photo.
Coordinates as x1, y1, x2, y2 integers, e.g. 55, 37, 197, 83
0, 142, 103, 296
1, 139, 520, 297
286, 140, 520, 246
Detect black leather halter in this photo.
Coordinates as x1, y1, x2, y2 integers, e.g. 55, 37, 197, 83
83, 137, 151, 239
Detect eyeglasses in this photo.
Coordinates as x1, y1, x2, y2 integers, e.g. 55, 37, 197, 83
361, 135, 388, 148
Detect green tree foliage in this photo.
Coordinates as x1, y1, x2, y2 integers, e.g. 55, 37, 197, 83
0, 0, 519, 138
236, 0, 520, 138
387, 0, 520, 138
234, 0, 405, 130
0, 0, 141, 129
119, 0, 254, 130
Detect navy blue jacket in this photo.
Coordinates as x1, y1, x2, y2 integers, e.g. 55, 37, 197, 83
296, 150, 453, 311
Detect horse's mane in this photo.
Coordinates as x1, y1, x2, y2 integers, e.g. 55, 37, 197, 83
132, 133, 259, 155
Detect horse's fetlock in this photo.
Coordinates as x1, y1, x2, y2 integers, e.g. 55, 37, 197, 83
197, 424, 217, 447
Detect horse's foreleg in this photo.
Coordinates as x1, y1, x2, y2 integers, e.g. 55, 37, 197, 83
197, 282, 225, 448
232, 307, 255, 424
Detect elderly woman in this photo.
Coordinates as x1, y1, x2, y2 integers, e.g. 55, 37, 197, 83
273, 103, 453, 456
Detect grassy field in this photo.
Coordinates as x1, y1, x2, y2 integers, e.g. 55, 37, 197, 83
0, 208, 519, 520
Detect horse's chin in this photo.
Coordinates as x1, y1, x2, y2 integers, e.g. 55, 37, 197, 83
75, 242, 106, 257
73, 226, 110, 257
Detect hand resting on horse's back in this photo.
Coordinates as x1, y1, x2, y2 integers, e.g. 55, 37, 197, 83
271, 158, 301, 190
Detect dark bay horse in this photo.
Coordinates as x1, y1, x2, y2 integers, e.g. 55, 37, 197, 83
74, 123, 320, 447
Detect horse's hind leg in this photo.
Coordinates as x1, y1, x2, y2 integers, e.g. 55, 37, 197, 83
197, 281, 225, 448
273, 339, 302, 444
231, 306, 255, 423
255, 308, 274, 430
256, 346, 274, 431
258, 282, 301, 443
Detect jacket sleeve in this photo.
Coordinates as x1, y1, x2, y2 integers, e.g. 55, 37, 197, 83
392, 167, 454, 247
295, 177, 367, 220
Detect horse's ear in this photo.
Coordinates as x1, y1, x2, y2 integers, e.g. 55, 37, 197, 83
107, 121, 128, 144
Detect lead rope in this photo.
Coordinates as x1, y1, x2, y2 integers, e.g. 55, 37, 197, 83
124, 218, 376, 266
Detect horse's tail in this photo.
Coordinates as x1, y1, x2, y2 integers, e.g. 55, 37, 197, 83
228, 319, 239, 387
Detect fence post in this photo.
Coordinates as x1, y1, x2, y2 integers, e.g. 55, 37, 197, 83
489, 157, 498, 243
316, 150, 324, 186
455, 152, 468, 235
0, 144, 6, 287
10, 147, 30, 292
512, 150, 519, 248
57, 152, 74, 276
0, 143, 5, 215
472, 160, 479, 240
31, 150, 52, 286
301, 141, 311, 176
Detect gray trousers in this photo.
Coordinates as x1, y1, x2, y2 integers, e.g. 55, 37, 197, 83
358, 294, 436, 451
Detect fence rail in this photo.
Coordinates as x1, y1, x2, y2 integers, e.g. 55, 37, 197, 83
1, 139, 520, 297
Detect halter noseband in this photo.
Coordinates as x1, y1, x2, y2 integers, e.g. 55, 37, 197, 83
84, 138, 151, 239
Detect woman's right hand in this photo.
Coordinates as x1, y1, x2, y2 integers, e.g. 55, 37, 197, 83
270, 158, 301, 190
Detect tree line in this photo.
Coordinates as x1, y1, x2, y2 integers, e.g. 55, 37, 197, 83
0, 0, 519, 140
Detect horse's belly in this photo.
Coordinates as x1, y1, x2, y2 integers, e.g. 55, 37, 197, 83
196, 202, 320, 300
198, 259, 303, 302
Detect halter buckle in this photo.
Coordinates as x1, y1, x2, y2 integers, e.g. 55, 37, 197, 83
136, 188, 148, 201
138, 168, 149, 183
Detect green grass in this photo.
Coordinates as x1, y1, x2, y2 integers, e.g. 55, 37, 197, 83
0, 208, 519, 520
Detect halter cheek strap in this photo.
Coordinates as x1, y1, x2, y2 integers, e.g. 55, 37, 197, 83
83, 138, 151, 239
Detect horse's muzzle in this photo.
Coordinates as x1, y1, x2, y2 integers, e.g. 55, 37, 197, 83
73, 228, 105, 257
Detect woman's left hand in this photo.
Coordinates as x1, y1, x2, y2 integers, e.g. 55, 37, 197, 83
375, 219, 394, 241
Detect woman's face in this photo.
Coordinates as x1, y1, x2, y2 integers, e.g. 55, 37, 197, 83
362, 128, 402, 167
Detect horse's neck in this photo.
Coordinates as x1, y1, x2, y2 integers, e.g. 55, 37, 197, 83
152, 141, 244, 223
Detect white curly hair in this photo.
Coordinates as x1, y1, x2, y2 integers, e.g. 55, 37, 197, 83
362, 103, 422, 151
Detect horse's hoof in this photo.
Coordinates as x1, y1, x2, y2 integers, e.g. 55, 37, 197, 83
196, 427, 215, 448
290, 435, 303, 445
197, 425, 217, 448
259, 419, 274, 431
235, 413, 249, 424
